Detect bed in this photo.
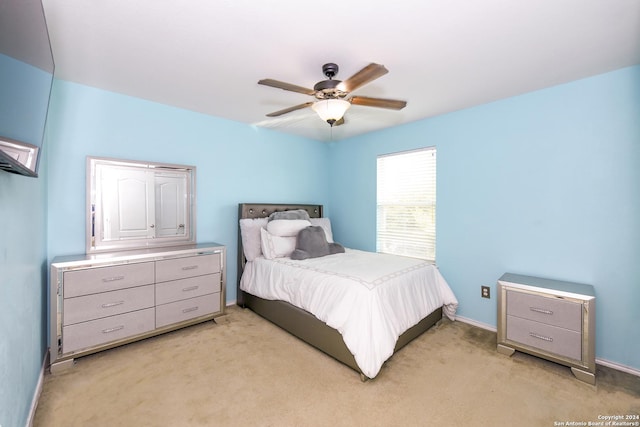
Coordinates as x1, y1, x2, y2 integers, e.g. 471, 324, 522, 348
237, 203, 458, 380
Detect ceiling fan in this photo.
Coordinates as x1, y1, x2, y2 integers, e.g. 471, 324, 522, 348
258, 63, 407, 126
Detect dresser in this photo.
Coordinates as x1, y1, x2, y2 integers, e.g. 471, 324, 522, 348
496, 273, 596, 384
50, 243, 225, 372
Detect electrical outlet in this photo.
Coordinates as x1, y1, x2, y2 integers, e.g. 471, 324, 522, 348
481, 286, 491, 299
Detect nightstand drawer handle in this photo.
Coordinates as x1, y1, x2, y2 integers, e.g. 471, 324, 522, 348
182, 265, 198, 271
102, 275, 125, 282
182, 306, 198, 314
530, 307, 553, 315
182, 285, 199, 292
101, 300, 125, 308
102, 325, 125, 334
529, 332, 553, 342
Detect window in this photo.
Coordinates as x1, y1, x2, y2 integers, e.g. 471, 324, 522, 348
376, 147, 436, 261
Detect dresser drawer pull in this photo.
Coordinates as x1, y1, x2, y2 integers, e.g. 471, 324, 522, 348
182, 285, 199, 292
530, 307, 553, 315
181, 265, 199, 271
529, 332, 553, 342
101, 300, 125, 308
102, 325, 125, 334
182, 306, 199, 314
102, 275, 125, 283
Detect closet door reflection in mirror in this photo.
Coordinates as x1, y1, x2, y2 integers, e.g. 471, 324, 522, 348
155, 171, 189, 238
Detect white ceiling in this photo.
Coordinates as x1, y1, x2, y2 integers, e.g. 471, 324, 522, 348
41, 0, 640, 142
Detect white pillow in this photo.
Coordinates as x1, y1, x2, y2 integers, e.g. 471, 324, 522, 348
239, 218, 268, 261
260, 228, 297, 259
310, 217, 334, 243
266, 219, 311, 237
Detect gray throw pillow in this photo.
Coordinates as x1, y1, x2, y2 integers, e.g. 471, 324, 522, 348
290, 226, 345, 260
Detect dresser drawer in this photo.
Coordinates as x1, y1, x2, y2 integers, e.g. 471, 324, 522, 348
156, 294, 220, 328
63, 262, 155, 298
62, 308, 155, 354
506, 315, 582, 360
155, 273, 221, 305
63, 284, 155, 326
506, 290, 582, 331
155, 253, 220, 283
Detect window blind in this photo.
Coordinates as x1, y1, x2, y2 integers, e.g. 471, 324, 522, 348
376, 147, 436, 261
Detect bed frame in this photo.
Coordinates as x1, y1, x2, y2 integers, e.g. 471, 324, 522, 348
237, 203, 443, 380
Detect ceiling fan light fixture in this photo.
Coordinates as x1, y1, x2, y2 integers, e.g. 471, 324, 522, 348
311, 99, 351, 126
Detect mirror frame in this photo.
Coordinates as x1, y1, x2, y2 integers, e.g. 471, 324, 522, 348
86, 156, 197, 253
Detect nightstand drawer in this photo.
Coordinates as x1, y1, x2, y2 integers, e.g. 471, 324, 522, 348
155, 273, 221, 305
64, 262, 155, 298
506, 315, 582, 360
507, 290, 582, 331
63, 308, 155, 354
156, 294, 220, 328
63, 284, 155, 326
155, 253, 220, 282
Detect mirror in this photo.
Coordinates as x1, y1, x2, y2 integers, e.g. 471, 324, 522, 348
87, 157, 196, 253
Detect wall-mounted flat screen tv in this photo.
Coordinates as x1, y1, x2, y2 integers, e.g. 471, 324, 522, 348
0, 0, 54, 177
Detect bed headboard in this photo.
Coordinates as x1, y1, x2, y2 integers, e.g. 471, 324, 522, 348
237, 203, 323, 306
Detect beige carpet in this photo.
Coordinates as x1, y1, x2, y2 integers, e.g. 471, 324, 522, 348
34, 306, 639, 427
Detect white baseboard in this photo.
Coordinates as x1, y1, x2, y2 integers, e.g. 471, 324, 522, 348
26, 352, 47, 427
595, 358, 640, 377
455, 315, 496, 332
455, 315, 640, 378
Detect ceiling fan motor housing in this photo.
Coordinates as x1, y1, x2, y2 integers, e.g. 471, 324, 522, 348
313, 63, 347, 99
313, 79, 344, 98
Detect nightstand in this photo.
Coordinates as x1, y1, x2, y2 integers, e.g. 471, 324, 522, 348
496, 273, 596, 384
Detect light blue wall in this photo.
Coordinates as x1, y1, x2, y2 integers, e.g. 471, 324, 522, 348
46, 80, 331, 303
0, 95, 49, 427
0, 174, 48, 427
328, 65, 640, 370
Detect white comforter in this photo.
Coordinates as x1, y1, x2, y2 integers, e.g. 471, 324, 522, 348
240, 248, 458, 378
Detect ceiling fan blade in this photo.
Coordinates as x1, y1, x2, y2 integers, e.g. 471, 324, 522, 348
350, 96, 407, 110
338, 63, 389, 93
258, 79, 316, 96
265, 102, 314, 117
334, 117, 345, 126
